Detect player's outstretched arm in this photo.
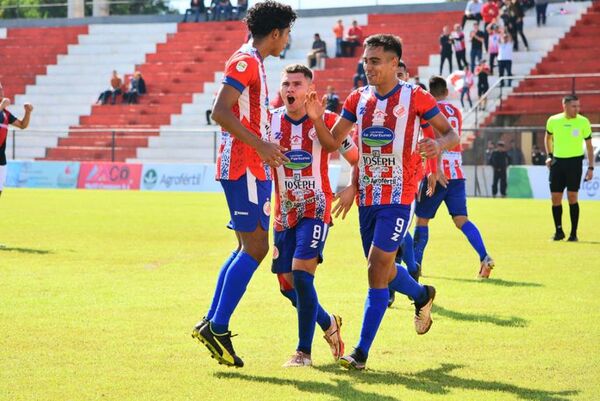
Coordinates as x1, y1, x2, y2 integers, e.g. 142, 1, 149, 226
12, 103, 33, 129
212, 85, 289, 167
418, 113, 459, 159
305, 92, 338, 152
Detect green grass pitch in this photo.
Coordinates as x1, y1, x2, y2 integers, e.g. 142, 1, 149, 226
1, 188, 599, 401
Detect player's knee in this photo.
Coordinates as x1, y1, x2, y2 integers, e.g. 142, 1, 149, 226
453, 216, 467, 229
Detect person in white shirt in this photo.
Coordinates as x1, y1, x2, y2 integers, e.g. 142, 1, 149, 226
497, 32, 513, 87
462, 0, 482, 28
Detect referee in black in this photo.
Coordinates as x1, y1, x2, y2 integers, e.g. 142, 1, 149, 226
545, 95, 594, 241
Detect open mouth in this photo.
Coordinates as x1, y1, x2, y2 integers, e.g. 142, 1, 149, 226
287, 96, 296, 105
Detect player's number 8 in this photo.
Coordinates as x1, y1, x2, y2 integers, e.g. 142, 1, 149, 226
310, 224, 322, 249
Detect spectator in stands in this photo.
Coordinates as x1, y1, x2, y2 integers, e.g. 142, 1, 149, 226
280, 33, 291, 59
307, 33, 327, 70
498, 32, 513, 87
206, 92, 217, 125
460, 65, 474, 109
122, 71, 146, 104
183, 0, 206, 23
341, 20, 363, 57
235, 0, 247, 20
325, 86, 340, 113
413, 76, 427, 91
333, 19, 344, 57
508, 139, 524, 164
97, 70, 122, 105
489, 140, 511, 197
475, 59, 491, 110
353, 59, 366, 88
511, 0, 529, 51
451, 24, 468, 70
487, 23, 501, 74
397, 59, 408, 81
535, 0, 548, 26
532, 144, 546, 165
462, 0, 483, 28
469, 22, 486, 72
213, 0, 232, 21
439, 25, 453, 75
481, 0, 500, 31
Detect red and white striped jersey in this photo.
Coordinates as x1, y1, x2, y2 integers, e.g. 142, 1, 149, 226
269, 108, 338, 231
438, 101, 464, 180
342, 82, 440, 206
215, 43, 271, 181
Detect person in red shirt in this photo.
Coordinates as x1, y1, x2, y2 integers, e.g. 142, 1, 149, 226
192, 1, 297, 369
481, 0, 499, 29
331, 34, 459, 370
0, 82, 33, 197
341, 20, 363, 57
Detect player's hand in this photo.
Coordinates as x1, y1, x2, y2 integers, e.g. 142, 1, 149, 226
584, 168, 593, 182
418, 138, 441, 159
426, 173, 437, 197
257, 140, 289, 168
332, 184, 356, 220
437, 170, 448, 188
545, 157, 552, 169
0, 98, 11, 110
305, 91, 325, 121
23, 103, 33, 113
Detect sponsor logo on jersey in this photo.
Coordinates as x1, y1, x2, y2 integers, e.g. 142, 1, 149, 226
372, 109, 387, 125
393, 104, 406, 118
362, 151, 397, 166
236, 60, 248, 72
361, 126, 395, 147
308, 128, 317, 141
284, 150, 313, 170
263, 200, 271, 216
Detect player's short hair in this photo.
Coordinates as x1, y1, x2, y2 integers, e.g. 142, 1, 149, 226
364, 34, 403, 59
283, 64, 313, 80
563, 94, 578, 104
429, 75, 448, 96
398, 59, 407, 70
244, 1, 297, 40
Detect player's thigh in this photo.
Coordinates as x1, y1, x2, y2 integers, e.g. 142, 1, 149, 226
565, 158, 583, 193
371, 205, 412, 254
444, 179, 468, 218
220, 174, 272, 233
272, 227, 296, 275
359, 206, 377, 258
292, 218, 328, 275
416, 180, 446, 220
549, 159, 567, 193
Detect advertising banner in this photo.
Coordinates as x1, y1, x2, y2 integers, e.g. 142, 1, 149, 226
77, 162, 142, 190
140, 163, 221, 192
5, 161, 80, 189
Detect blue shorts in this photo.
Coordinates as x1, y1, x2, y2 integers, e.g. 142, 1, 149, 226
358, 204, 411, 257
416, 178, 468, 219
220, 172, 272, 232
271, 218, 329, 274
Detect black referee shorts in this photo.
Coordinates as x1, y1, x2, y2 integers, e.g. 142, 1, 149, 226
0, 140, 7, 166
549, 156, 584, 193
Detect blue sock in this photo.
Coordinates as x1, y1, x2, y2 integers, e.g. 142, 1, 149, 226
389, 264, 428, 304
413, 226, 429, 266
461, 221, 488, 261
356, 288, 389, 358
281, 288, 332, 332
206, 251, 239, 320
211, 251, 259, 334
401, 233, 417, 274
293, 270, 319, 355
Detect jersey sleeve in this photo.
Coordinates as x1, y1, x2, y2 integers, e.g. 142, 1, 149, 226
222, 54, 259, 93
413, 87, 440, 121
583, 117, 592, 139
6, 111, 17, 124
324, 110, 339, 130
546, 117, 554, 135
341, 90, 361, 123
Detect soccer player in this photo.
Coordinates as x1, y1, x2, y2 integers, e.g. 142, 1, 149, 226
191, 1, 297, 368
0, 82, 33, 197
270, 64, 358, 367
545, 95, 594, 241
412, 76, 494, 279
331, 35, 459, 370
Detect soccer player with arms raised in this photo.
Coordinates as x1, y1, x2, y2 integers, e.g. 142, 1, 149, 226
331, 35, 459, 370
413, 76, 494, 279
192, 1, 297, 368
269, 64, 358, 367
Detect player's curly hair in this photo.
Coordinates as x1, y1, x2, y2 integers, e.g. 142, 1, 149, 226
244, 1, 297, 40
364, 34, 403, 59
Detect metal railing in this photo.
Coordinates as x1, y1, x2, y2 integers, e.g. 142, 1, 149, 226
463, 73, 600, 130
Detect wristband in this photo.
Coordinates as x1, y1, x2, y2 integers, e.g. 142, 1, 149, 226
548, 153, 553, 159
588, 167, 594, 170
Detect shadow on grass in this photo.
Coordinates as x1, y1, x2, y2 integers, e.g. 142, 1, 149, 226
433, 304, 528, 327
427, 275, 543, 288
310, 363, 578, 401
215, 371, 401, 401
0, 246, 52, 255
568, 240, 600, 245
